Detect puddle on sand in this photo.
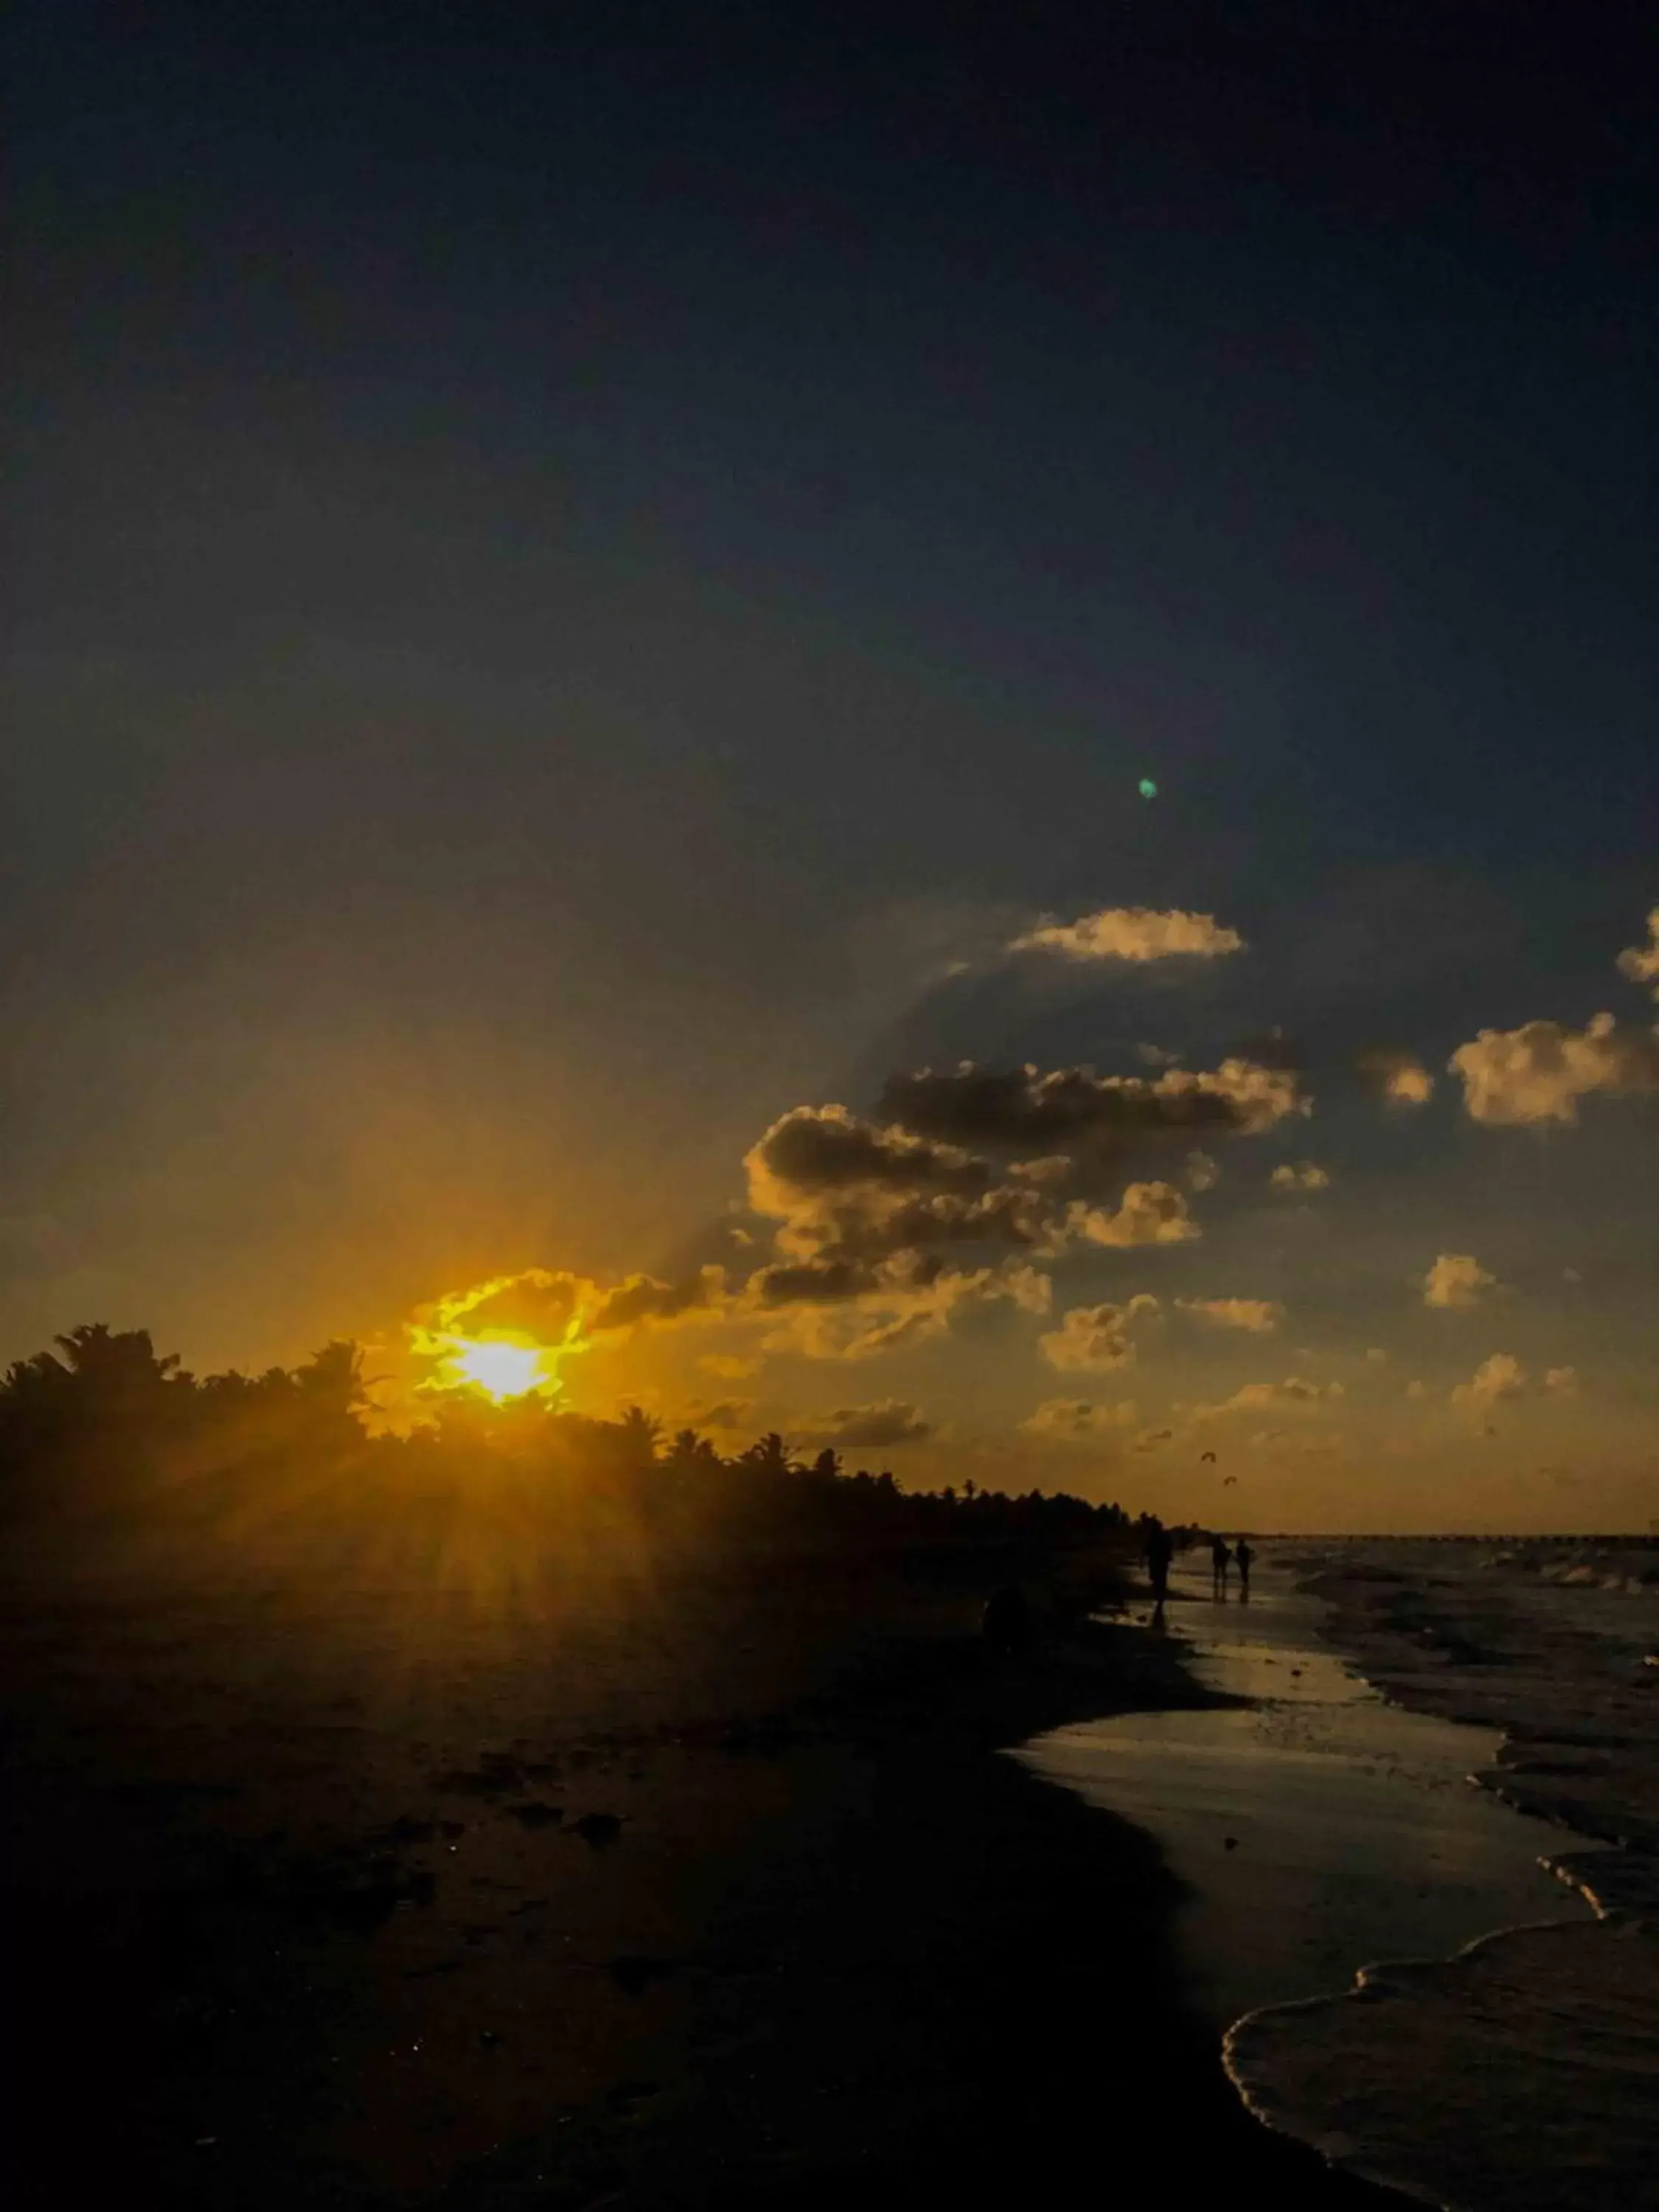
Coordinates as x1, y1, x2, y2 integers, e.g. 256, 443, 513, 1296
1015, 1563, 1593, 2031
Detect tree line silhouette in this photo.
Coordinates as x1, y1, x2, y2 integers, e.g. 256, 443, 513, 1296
0, 1325, 1136, 1558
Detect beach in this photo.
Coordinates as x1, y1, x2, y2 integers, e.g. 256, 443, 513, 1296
1168, 1540, 1659, 2212
0, 1519, 1394, 2210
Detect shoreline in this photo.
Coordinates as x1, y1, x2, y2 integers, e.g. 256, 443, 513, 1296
1217, 1545, 1659, 2212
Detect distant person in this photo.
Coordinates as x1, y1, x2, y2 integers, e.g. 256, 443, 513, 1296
1144, 1518, 1175, 1602
981, 1585, 1036, 1659
1235, 1538, 1254, 1600
1210, 1533, 1231, 1601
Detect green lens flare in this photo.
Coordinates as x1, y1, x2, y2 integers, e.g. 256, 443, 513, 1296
1138, 776, 1158, 799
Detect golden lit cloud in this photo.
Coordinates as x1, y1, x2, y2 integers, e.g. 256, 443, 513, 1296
808, 1399, 933, 1448
756, 1255, 1051, 1361
1358, 1047, 1435, 1105
1269, 1161, 1331, 1192
1023, 1398, 1138, 1441
1422, 1251, 1498, 1309
1009, 906, 1245, 962
879, 1056, 1306, 1152
1068, 1180, 1196, 1247
1451, 1352, 1527, 1408
1615, 908, 1659, 997
1039, 1296, 1159, 1372
1175, 1295, 1283, 1332
1448, 1012, 1659, 1124
1187, 1375, 1344, 1420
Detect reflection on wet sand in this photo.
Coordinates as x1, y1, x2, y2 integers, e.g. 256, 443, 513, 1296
1015, 1557, 1588, 2030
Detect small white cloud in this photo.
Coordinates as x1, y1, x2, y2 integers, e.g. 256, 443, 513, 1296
1422, 1252, 1498, 1310
1010, 906, 1245, 963
1185, 1150, 1220, 1192
1366, 1346, 1389, 1363
1451, 1353, 1527, 1408
1270, 1161, 1332, 1193
1359, 1048, 1435, 1105
1542, 1366, 1579, 1398
1405, 1380, 1427, 1400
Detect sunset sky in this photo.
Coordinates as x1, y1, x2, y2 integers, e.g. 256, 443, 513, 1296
7, 4, 1658, 1528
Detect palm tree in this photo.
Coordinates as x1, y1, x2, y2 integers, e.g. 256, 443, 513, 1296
615, 1405, 663, 1467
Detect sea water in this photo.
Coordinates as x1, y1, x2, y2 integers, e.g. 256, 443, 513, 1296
1018, 1543, 1659, 2210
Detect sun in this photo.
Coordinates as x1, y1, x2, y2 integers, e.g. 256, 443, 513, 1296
448, 1338, 548, 1402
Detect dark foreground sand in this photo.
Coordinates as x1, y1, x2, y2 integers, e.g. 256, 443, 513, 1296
0, 1527, 1399, 2209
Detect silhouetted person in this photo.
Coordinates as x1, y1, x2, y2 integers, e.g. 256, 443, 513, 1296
981, 1585, 1036, 1658
1234, 1538, 1253, 1600
1144, 1518, 1174, 1602
1210, 1533, 1231, 1600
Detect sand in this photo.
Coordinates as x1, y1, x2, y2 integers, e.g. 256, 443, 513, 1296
0, 1523, 1397, 2209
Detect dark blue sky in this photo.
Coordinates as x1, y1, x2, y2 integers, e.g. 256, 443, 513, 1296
5, 2, 1658, 1521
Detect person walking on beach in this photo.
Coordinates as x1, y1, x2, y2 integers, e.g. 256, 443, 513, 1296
1210, 1532, 1231, 1601
1144, 1518, 1174, 1603
1234, 1537, 1253, 1601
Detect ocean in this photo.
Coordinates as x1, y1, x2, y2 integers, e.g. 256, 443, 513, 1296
1020, 1540, 1659, 2211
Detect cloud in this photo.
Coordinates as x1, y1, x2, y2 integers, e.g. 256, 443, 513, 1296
1188, 1376, 1344, 1419
1175, 1296, 1283, 1332
756, 1255, 1051, 1360
1039, 1296, 1161, 1372
678, 1398, 754, 1432
1451, 1353, 1527, 1408
744, 1103, 1069, 1266
1542, 1366, 1580, 1398
1132, 1426, 1175, 1451
1422, 1252, 1498, 1310
875, 1057, 1307, 1157
1068, 1180, 1197, 1248
811, 1399, 933, 1448
1405, 1380, 1427, 1400
1366, 1346, 1389, 1363
416, 1265, 728, 1345
585, 1268, 730, 1333
1615, 908, 1659, 997
1358, 1047, 1436, 1105
1185, 1150, 1220, 1192
1448, 1013, 1659, 1125
1009, 906, 1245, 963
1269, 1161, 1332, 1192
1023, 1399, 1138, 1441
700, 1352, 762, 1380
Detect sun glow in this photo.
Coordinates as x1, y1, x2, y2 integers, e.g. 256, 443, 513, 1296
449, 1338, 547, 1402
407, 1268, 599, 1408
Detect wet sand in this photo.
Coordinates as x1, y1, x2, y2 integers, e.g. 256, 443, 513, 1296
1018, 1557, 1589, 2031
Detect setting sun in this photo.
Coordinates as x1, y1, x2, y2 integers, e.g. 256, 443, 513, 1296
450, 1338, 546, 1401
